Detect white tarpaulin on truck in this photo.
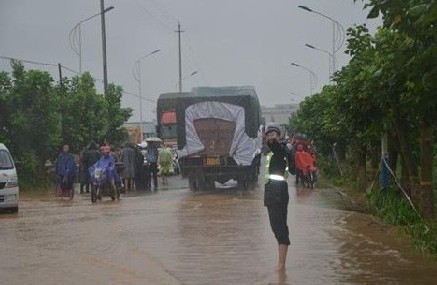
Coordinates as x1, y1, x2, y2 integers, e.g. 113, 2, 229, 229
177, 101, 262, 166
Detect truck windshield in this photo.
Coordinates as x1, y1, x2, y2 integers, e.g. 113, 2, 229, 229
160, 124, 177, 139
0, 150, 14, 170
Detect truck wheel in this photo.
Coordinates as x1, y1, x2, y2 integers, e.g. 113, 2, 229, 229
195, 174, 206, 191
188, 176, 198, 191
204, 178, 216, 190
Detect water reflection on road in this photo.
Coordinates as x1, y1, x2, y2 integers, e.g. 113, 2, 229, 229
1, 176, 436, 285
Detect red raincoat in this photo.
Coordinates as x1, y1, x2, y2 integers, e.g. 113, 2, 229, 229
295, 145, 314, 176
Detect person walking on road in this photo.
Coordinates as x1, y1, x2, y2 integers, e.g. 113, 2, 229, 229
263, 124, 292, 271
121, 142, 136, 191
158, 145, 173, 186
55, 144, 77, 199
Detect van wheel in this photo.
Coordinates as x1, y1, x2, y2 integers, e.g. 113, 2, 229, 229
10, 206, 18, 213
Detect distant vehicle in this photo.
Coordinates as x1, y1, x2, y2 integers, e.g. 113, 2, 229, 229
0, 143, 19, 212
156, 92, 191, 148
175, 86, 262, 190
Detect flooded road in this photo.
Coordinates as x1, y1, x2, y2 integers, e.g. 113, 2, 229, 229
1, 175, 436, 285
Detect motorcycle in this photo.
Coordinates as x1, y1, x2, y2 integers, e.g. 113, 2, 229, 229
89, 166, 120, 203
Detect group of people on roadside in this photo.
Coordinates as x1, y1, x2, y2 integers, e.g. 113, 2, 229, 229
54, 141, 175, 199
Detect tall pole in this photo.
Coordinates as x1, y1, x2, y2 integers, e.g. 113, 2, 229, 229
100, 0, 108, 97
176, 22, 184, 93
305, 44, 333, 81
69, 6, 114, 75
291, 63, 317, 95
332, 22, 336, 74
138, 62, 143, 140
133, 49, 161, 141
58, 63, 63, 86
297, 6, 344, 73
78, 23, 82, 74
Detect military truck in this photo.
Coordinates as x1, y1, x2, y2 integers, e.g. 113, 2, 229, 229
175, 86, 262, 190
156, 92, 191, 148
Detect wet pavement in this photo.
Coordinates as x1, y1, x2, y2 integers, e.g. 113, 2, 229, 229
1, 175, 437, 285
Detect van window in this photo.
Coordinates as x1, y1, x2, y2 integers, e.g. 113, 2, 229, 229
0, 150, 14, 170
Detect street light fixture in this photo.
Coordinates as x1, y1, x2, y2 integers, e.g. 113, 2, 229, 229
133, 49, 161, 140
183, 71, 198, 80
290, 91, 305, 102
305, 43, 334, 80
68, 6, 114, 74
298, 5, 345, 73
290, 63, 318, 95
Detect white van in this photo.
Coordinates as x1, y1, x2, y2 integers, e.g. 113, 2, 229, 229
0, 143, 19, 212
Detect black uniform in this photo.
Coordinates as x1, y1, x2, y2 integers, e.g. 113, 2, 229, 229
264, 140, 291, 245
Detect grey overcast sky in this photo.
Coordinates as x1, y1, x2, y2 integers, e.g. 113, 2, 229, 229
0, 0, 380, 122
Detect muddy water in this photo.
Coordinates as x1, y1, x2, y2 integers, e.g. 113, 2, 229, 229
0, 176, 436, 285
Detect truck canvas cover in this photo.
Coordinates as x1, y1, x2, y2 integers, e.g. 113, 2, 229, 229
177, 86, 262, 166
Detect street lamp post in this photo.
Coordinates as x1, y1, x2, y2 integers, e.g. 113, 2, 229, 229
305, 43, 334, 81
68, 6, 114, 74
298, 5, 345, 73
133, 49, 161, 140
290, 62, 318, 95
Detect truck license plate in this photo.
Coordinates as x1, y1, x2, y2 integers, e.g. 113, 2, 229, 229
206, 157, 220, 166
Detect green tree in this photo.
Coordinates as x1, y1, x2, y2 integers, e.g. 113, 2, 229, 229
59, 72, 108, 152
104, 83, 132, 145
1, 62, 62, 179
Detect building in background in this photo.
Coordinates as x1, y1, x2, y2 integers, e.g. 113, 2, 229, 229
123, 121, 157, 143
261, 104, 299, 137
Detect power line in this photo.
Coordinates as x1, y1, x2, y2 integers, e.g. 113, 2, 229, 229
134, 0, 174, 33
145, 0, 178, 25
0, 55, 58, 67
0, 55, 81, 76
122, 90, 156, 103
183, 34, 208, 84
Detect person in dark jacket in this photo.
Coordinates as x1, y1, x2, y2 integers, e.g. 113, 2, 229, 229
146, 143, 159, 191
134, 146, 146, 190
80, 143, 101, 193
264, 124, 292, 271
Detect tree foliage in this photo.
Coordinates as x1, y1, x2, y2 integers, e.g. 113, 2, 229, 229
291, 0, 437, 218
0, 62, 132, 184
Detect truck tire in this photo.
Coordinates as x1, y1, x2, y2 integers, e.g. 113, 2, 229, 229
189, 171, 206, 191
205, 178, 215, 190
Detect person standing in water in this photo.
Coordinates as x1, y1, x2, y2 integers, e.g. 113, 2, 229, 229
263, 124, 292, 271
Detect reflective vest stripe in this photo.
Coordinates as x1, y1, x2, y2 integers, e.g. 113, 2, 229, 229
264, 151, 288, 184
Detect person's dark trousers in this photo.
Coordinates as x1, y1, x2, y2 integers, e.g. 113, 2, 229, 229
295, 169, 303, 185
144, 165, 151, 190
265, 180, 290, 245
148, 162, 158, 190
80, 182, 90, 194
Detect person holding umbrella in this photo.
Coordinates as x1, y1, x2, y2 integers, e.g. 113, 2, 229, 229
145, 138, 161, 190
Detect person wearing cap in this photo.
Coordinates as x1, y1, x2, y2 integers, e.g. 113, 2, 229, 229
264, 123, 292, 271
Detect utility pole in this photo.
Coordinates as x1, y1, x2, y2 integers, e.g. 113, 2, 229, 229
175, 22, 184, 93
58, 63, 63, 86
332, 22, 336, 73
100, 0, 108, 97
78, 24, 82, 74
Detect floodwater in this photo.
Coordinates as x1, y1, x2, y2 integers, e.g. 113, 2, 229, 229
1, 175, 436, 285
